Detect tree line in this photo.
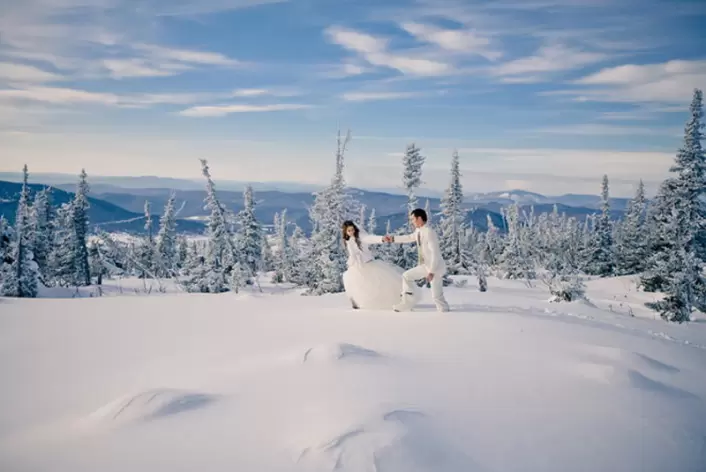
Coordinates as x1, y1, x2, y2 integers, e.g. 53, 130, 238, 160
1, 89, 703, 323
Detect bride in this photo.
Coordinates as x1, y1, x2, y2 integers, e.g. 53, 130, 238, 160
341, 220, 417, 310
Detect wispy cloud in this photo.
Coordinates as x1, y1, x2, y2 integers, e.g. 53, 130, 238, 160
491, 43, 607, 82
341, 91, 423, 102
179, 103, 313, 117
547, 59, 706, 105
534, 123, 681, 137
324, 26, 452, 76
400, 22, 502, 61
101, 59, 187, 79
0, 62, 64, 83
0, 86, 121, 105
132, 44, 240, 67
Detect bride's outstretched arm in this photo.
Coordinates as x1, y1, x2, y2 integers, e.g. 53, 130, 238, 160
359, 232, 386, 245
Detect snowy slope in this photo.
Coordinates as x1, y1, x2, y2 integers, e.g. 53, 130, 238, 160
1, 278, 706, 472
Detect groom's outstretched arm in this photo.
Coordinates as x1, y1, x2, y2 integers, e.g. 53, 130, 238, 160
389, 233, 416, 244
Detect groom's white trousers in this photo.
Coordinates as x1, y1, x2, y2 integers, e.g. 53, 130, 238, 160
401, 265, 450, 312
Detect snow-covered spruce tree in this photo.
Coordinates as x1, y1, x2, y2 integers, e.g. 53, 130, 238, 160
261, 235, 275, 273
287, 224, 309, 286
498, 204, 533, 280
367, 208, 377, 234
481, 215, 502, 268
642, 89, 706, 322
402, 143, 425, 214
366, 208, 379, 259
88, 240, 108, 285
615, 180, 648, 275
46, 202, 72, 286
29, 187, 53, 281
305, 130, 358, 295
136, 200, 157, 278
0, 216, 12, 266
395, 143, 426, 269
378, 219, 397, 264
235, 185, 263, 286
584, 175, 615, 276
193, 159, 237, 293
358, 204, 367, 228
155, 192, 178, 278
272, 210, 293, 283
439, 150, 466, 275
71, 169, 91, 286
176, 236, 189, 271
1, 165, 39, 297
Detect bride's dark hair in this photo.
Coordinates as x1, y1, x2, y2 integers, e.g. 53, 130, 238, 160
342, 220, 362, 250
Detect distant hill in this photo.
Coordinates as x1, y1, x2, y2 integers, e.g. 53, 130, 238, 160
1, 179, 629, 236
0, 181, 205, 234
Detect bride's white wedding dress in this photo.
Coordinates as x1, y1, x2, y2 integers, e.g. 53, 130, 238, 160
342, 231, 417, 310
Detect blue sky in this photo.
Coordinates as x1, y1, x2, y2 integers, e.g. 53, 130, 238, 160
1, 0, 704, 197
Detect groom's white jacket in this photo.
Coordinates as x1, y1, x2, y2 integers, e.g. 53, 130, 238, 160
394, 225, 446, 275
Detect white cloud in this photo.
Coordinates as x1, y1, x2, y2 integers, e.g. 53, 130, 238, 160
400, 22, 502, 60
491, 43, 606, 80
178, 103, 313, 117
232, 88, 269, 97
545, 59, 706, 105
534, 123, 681, 137
324, 26, 452, 76
101, 58, 188, 78
341, 91, 422, 102
133, 44, 240, 67
0, 86, 120, 105
0, 62, 64, 83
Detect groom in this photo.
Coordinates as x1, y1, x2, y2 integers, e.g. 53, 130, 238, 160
384, 208, 450, 313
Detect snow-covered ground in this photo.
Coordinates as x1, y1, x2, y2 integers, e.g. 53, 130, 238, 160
1, 277, 706, 471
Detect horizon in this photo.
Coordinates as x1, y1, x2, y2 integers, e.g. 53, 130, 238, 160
0, 169, 643, 200
1, 0, 704, 197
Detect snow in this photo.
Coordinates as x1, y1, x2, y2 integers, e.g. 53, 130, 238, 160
1, 277, 706, 472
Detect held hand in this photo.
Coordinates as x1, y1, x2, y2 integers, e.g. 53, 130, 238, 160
426, 273, 434, 282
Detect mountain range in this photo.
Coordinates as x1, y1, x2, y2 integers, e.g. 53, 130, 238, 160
0, 175, 633, 235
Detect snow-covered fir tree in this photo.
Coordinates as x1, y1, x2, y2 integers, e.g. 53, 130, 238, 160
399, 143, 426, 269
498, 204, 534, 280
47, 202, 73, 286
367, 208, 377, 235
358, 204, 367, 228
176, 236, 189, 271
155, 192, 178, 277
137, 200, 157, 278
260, 236, 275, 273
0, 216, 12, 266
88, 239, 108, 285
583, 175, 614, 277
71, 169, 91, 286
615, 180, 648, 275
439, 151, 466, 275
1, 165, 39, 298
424, 199, 432, 227
29, 187, 53, 281
306, 130, 356, 295
272, 211, 293, 283
481, 215, 502, 268
193, 159, 237, 293
402, 143, 425, 213
366, 208, 379, 259
236, 185, 263, 285
287, 224, 309, 286
642, 88, 706, 322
